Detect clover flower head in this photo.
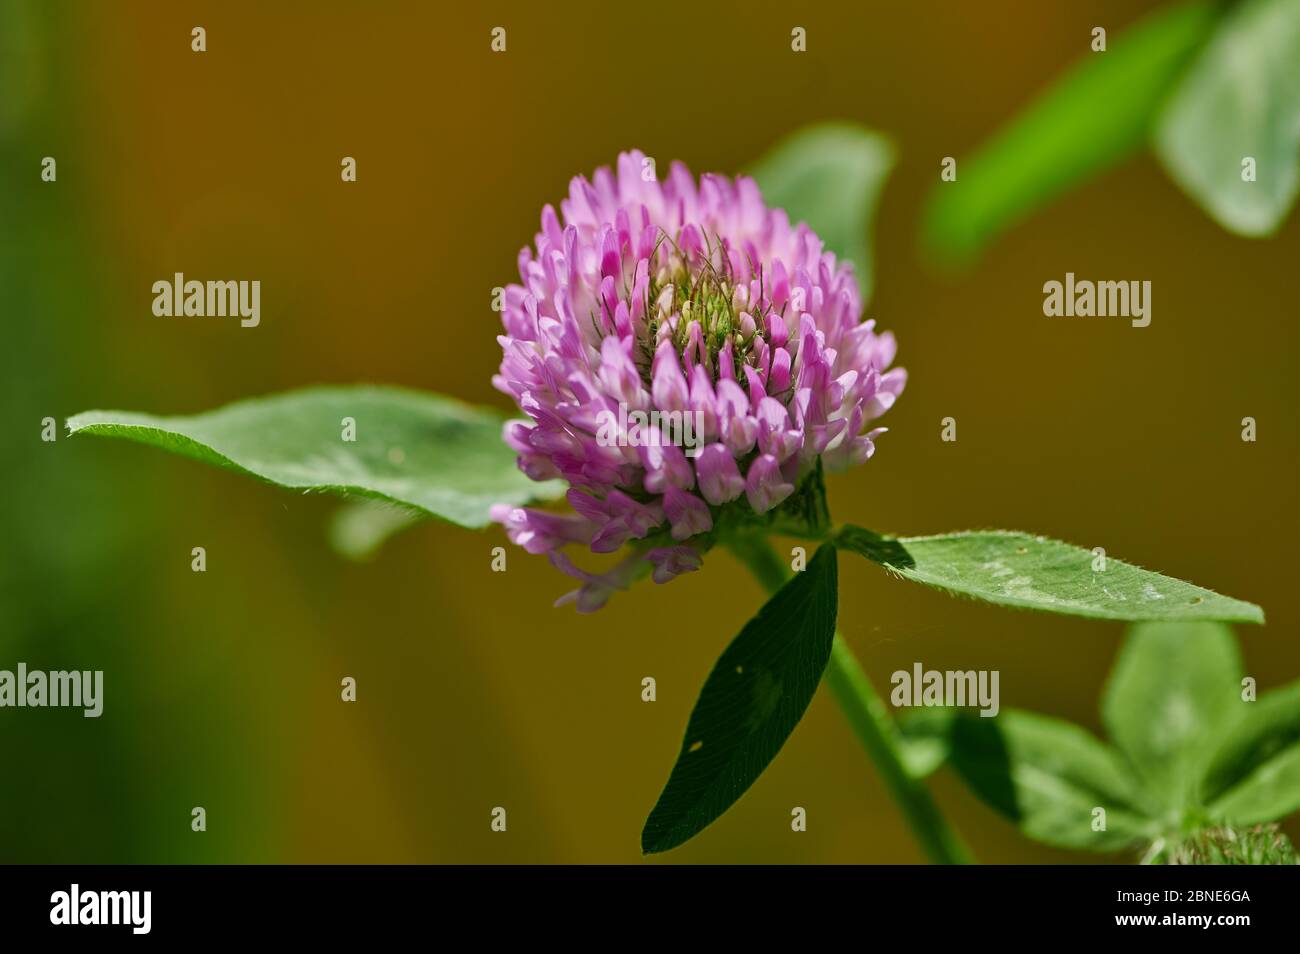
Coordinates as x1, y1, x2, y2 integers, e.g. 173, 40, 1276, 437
491, 150, 905, 609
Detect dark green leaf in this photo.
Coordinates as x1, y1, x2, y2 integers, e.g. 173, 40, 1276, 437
835, 524, 915, 568
1154, 0, 1300, 235
642, 545, 838, 854
748, 122, 895, 303
923, 1, 1220, 260
1102, 622, 1242, 810
945, 710, 1156, 851
66, 386, 563, 528
1204, 680, 1300, 824
841, 527, 1264, 624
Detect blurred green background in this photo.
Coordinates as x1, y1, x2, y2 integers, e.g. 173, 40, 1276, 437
2, 0, 1296, 863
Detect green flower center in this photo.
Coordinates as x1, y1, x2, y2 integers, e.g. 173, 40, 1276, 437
633, 233, 778, 386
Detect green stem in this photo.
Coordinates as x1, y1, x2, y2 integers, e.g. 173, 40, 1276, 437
726, 533, 972, 865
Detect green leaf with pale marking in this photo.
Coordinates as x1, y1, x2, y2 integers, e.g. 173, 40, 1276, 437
642, 545, 838, 854
1103, 622, 1243, 809
1204, 680, 1300, 824
923, 0, 1220, 260
943, 711, 1157, 851
66, 386, 563, 528
1154, 0, 1300, 235
748, 122, 895, 303
839, 527, 1264, 624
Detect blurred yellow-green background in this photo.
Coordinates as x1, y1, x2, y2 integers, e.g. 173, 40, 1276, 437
3, 0, 1297, 863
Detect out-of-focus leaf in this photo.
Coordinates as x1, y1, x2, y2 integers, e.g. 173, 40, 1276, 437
67, 386, 563, 528
1209, 748, 1300, 826
944, 710, 1156, 851
749, 122, 895, 303
1154, 0, 1300, 235
897, 707, 958, 778
329, 499, 425, 560
841, 527, 1264, 624
1102, 622, 1242, 809
642, 545, 838, 854
1204, 680, 1300, 824
924, 1, 1220, 260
